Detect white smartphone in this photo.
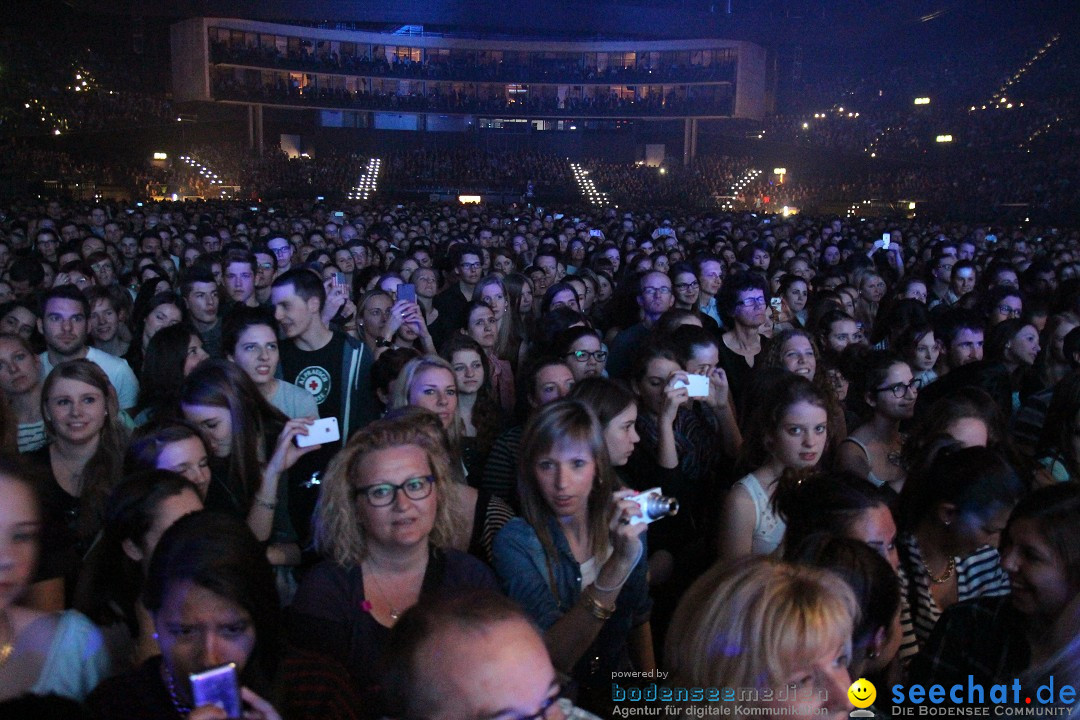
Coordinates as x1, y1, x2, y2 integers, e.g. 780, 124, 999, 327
295, 417, 340, 448
686, 374, 710, 397
674, 374, 710, 398
882, 233, 891, 250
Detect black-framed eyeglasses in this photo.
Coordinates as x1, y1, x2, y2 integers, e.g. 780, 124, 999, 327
353, 476, 434, 507
736, 296, 767, 308
514, 692, 563, 720
674, 281, 700, 291
460, 261, 482, 270
566, 349, 608, 363
996, 305, 1022, 318
874, 378, 922, 398
641, 286, 672, 297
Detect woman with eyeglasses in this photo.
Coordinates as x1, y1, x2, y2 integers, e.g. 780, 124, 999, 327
669, 263, 701, 312
290, 416, 497, 713
357, 290, 394, 354
837, 350, 919, 497
554, 326, 607, 383
983, 286, 1024, 328
717, 272, 771, 414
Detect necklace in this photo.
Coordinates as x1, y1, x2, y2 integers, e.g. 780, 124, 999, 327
162, 662, 192, 717
364, 568, 402, 622
0, 611, 13, 667
924, 555, 956, 585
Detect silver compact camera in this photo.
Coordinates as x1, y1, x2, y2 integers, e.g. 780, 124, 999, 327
626, 487, 680, 525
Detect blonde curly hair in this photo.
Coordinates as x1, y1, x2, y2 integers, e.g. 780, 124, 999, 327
313, 414, 459, 567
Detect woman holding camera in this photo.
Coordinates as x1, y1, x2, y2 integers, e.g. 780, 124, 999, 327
492, 399, 654, 712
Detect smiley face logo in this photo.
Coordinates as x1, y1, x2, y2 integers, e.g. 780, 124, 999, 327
848, 678, 876, 709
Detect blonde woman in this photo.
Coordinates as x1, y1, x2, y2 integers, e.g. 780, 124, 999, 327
289, 417, 498, 712
388, 354, 464, 453
666, 558, 856, 719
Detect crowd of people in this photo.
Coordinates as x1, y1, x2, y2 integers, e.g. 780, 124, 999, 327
0, 36, 173, 138
210, 70, 736, 118
209, 39, 739, 86
1, 195, 1080, 718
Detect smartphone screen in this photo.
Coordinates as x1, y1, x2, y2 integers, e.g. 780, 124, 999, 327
397, 283, 417, 304
190, 664, 241, 717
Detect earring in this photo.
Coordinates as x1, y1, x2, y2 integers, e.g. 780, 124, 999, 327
868, 649, 879, 660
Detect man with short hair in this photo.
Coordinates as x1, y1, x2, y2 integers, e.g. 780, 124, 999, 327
251, 245, 277, 306
180, 267, 222, 357
266, 236, 295, 279
223, 250, 259, 308
272, 268, 375, 544
382, 590, 599, 720
8, 257, 46, 299
34, 229, 60, 265
37, 285, 139, 410
138, 232, 164, 261
927, 254, 955, 308
272, 268, 374, 438
432, 243, 483, 348
695, 254, 725, 327
936, 310, 985, 372
607, 270, 675, 378
533, 246, 561, 295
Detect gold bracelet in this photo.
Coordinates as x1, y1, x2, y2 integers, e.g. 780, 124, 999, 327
580, 587, 615, 621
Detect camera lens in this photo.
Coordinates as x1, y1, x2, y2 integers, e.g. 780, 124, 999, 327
643, 495, 679, 520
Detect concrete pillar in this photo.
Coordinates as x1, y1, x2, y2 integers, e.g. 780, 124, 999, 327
690, 118, 699, 162
254, 104, 264, 156
248, 105, 255, 149
682, 118, 692, 167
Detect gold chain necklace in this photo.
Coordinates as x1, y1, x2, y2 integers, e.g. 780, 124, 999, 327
925, 556, 956, 585
0, 611, 14, 667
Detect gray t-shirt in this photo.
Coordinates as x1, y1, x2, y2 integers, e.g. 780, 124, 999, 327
271, 379, 320, 419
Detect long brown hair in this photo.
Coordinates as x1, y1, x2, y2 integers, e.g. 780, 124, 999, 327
179, 360, 287, 506
518, 400, 614, 595
439, 334, 502, 456
41, 359, 128, 543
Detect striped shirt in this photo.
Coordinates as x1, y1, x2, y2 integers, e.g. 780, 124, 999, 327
17, 421, 47, 453
897, 533, 1010, 660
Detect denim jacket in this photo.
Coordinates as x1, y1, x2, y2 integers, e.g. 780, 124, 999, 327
493, 516, 651, 689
